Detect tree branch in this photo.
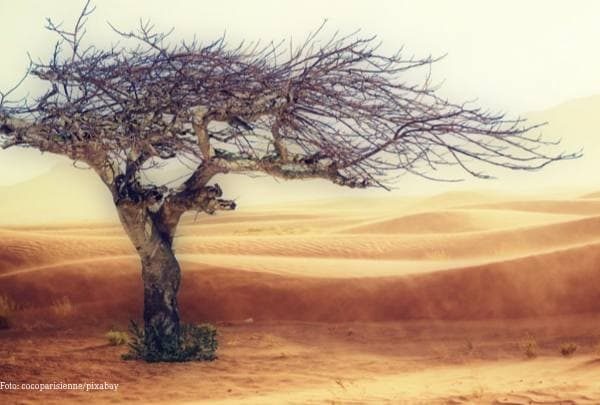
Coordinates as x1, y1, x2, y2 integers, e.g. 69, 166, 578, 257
0, 4, 579, 225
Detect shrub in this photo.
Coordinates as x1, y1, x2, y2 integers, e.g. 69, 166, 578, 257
122, 320, 218, 362
464, 339, 474, 354
51, 296, 73, 318
0, 295, 17, 330
0, 295, 16, 317
519, 334, 538, 359
106, 330, 129, 346
560, 342, 577, 357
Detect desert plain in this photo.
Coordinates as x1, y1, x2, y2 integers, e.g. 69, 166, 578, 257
0, 189, 599, 404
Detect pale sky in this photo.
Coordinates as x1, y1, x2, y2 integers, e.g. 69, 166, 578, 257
1, 1, 599, 198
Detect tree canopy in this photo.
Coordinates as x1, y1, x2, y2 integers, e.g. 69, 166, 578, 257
1, 2, 578, 220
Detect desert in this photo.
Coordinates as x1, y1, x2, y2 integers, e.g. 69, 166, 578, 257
2, 2, 600, 403
1, 191, 600, 404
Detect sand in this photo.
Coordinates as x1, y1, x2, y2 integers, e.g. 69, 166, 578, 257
1, 191, 600, 403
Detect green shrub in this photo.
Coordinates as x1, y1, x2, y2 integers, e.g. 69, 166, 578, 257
106, 330, 129, 346
122, 320, 218, 362
560, 342, 577, 357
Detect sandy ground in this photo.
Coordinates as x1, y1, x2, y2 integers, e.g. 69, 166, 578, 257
1, 191, 600, 403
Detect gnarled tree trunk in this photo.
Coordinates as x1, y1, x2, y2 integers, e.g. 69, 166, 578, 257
106, 164, 232, 359
117, 203, 182, 350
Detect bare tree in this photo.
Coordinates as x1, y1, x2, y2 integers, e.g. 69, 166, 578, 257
0, 3, 578, 359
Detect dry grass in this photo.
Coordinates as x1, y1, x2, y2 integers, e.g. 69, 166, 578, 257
0, 295, 17, 329
464, 339, 474, 354
0, 295, 17, 317
519, 334, 539, 359
50, 296, 74, 318
106, 330, 129, 346
560, 342, 578, 357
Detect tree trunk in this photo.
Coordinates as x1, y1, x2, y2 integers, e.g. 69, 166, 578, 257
117, 204, 181, 352
140, 233, 181, 349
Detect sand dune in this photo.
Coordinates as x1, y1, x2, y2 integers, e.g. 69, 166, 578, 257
1, 241, 600, 322
0, 229, 133, 273
2, 192, 600, 323
245, 190, 520, 215
465, 199, 600, 215
172, 214, 600, 264
339, 209, 578, 234
0, 163, 117, 225
409, 190, 518, 209
579, 190, 600, 199
2, 191, 600, 404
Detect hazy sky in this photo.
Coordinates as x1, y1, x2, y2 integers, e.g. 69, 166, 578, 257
1, 0, 599, 195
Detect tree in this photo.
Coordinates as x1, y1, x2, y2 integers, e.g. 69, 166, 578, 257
0, 3, 578, 360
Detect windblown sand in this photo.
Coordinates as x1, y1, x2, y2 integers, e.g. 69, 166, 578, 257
1, 191, 600, 404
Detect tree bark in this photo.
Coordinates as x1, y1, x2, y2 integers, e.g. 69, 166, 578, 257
117, 203, 181, 351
